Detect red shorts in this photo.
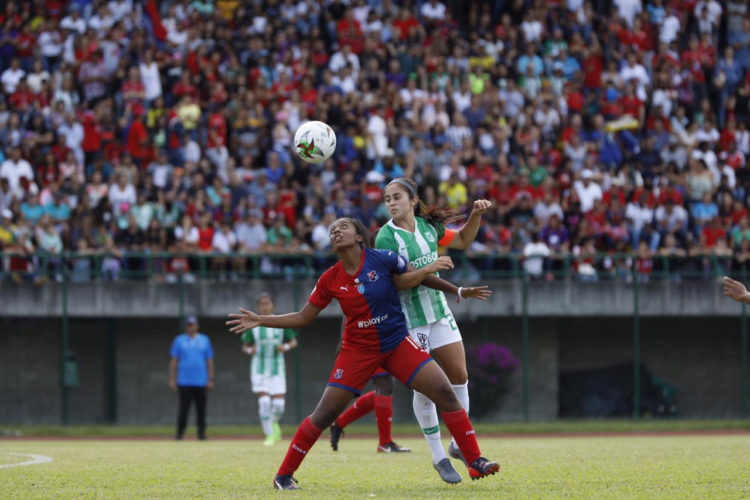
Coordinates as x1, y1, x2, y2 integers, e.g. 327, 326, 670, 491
327, 335, 432, 395
371, 368, 390, 379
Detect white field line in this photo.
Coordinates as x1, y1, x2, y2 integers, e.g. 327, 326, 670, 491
0, 452, 53, 469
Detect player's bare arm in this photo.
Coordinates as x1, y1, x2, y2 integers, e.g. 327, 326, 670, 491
446, 199, 493, 250
421, 274, 493, 301
227, 302, 321, 333
392, 256, 454, 290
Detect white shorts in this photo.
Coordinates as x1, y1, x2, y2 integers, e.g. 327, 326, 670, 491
251, 374, 286, 395
408, 314, 462, 352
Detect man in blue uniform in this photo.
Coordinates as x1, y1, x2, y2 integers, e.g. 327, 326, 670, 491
169, 315, 214, 440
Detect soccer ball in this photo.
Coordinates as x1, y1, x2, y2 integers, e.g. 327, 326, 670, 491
293, 121, 336, 164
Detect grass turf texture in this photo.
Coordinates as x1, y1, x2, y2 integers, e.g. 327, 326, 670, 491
3, 419, 750, 437
2, 435, 749, 498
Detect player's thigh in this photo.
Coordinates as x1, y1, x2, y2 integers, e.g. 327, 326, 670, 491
310, 386, 357, 429
327, 345, 382, 396
382, 335, 432, 390
371, 370, 394, 396
251, 374, 270, 394
267, 375, 286, 396
430, 342, 468, 384
408, 360, 461, 412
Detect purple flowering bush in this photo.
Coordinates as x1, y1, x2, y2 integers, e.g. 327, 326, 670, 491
466, 343, 520, 419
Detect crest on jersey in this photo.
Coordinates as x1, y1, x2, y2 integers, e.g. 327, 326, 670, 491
417, 333, 428, 350
425, 232, 435, 243
333, 368, 344, 380
368, 270, 379, 282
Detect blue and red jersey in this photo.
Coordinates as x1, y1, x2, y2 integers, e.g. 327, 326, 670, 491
308, 248, 409, 353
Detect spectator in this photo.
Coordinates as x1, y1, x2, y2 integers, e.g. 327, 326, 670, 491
169, 315, 214, 441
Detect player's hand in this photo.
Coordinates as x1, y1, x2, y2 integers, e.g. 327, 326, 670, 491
427, 256, 454, 273
723, 276, 750, 303
460, 286, 493, 301
169, 379, 176, 391
471, 199, 493, 216
226, 308, 261, 334
207, 380, 214, 390
276, 344, 287, 353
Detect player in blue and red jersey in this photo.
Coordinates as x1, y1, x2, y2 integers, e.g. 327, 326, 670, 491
227, 217, 500, 490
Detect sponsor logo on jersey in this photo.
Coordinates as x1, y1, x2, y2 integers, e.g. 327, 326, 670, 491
357, 284, 365, 294
410, 251, 438, 268
368, 270, 379, 282
340, 285, 349, 292
333, 368, 344, 380
358, 314, 389, 329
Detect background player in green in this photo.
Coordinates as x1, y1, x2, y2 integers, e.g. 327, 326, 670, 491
375, 177, 492, 483
241, 293, 298, 446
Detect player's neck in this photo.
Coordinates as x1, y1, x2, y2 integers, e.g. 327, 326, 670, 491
394, 215, 416, 232
339, 245, 363, 276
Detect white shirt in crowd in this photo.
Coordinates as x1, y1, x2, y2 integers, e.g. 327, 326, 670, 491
174, 225, 199, 245
139, 61, 162, 100
0, 157, 34, 197
421, 1, 447, 21
108, 183, 136, 209
523, 241, 550, 277
212, 228, 237, 253
60, 15, 86, 34
625, 202, 654, 231
38, 30, 63, 57
534, 202, 564, 227
574, 180, 603, 213
614, 0, 642, 27
366, 113, 388, 159
328, 51, 360, 74
235, 221, 267, 251
1, 67, 25, 93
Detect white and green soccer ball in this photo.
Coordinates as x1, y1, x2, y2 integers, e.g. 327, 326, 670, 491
293, 120, 336, 164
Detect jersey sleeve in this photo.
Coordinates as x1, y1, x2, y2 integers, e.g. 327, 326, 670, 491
240, 330, 255, 345
378, 249, 408, 274
204, 336, 214, 360
169, 337, 179, 358
431, 220, 456, 246
283, 329, 297, 342
308, 270, 333, 309
374, 226, 398, 251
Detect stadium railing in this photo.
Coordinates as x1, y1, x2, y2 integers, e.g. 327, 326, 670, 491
0, 250, 741, 282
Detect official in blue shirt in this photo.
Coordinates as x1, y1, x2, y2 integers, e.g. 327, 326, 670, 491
169, 316, 214, 440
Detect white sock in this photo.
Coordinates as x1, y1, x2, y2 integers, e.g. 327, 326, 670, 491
258, 395, 273, 437
452, 381, 470, 414
413, 390, 447, 463
271, 398, 285, 423
450, 381, 470, 450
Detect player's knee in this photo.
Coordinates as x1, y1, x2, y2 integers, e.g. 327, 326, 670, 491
310, 407, 339, 429
448, 368, 468, 385
432, 383, 461, 411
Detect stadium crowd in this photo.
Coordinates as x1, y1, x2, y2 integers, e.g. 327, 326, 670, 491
0, 0, 749, 282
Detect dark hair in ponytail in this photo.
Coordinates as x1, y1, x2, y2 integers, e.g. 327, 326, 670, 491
343, 217, 371, 248
385, 178, 463, 227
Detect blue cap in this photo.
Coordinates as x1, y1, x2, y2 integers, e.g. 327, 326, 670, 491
185, 315, 198, 325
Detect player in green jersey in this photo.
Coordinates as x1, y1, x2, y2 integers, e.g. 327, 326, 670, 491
242, 293, 298, 446
375, 178, 492, 483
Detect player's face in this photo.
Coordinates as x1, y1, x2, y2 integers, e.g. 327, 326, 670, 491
257, 297, 274, 315
384, 184, 414, 220
329, 218, 360, 251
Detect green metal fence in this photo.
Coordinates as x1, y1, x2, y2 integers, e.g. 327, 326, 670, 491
2, 251, 746, 423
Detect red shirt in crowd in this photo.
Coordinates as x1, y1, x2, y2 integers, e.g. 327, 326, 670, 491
702, 225, 726, 248
207, 112, 227, 149
198, 226, 214, 251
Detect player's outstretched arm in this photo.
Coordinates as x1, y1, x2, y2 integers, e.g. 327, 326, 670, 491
227, 302, 321, 334
392, 256, 454, 290
723, 276, 750, 304
447, 199, 493, 250
421, 274, 493, 302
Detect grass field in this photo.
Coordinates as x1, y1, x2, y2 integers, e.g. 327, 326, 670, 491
2, 433, 749, 499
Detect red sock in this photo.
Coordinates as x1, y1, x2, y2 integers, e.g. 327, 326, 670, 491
277, 417, 322, 476
336, 390, 375, 429
374, 395, 393, 446
442, 409, 481, 465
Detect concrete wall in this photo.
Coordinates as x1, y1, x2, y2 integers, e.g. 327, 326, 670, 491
1, 314, 747, 424
0, 279, 739, 319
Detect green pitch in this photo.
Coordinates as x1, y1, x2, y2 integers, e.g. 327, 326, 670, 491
2, 435, 749, 499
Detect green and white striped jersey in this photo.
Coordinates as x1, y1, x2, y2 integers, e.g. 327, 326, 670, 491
375, 217, 452, 328
241, 327, 296, 377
